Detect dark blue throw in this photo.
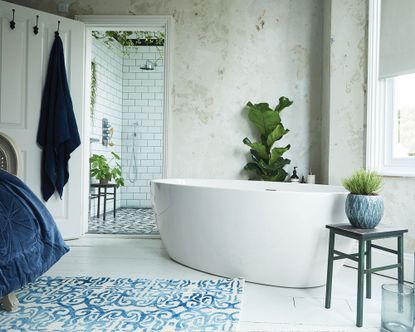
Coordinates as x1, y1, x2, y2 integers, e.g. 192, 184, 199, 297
37, 35, 81, 202
0, 170, 69, 298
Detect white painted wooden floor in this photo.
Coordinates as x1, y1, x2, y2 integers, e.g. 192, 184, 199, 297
47, 237, 391, 331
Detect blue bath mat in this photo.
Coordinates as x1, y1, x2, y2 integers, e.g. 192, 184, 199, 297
0, 276, 244, 331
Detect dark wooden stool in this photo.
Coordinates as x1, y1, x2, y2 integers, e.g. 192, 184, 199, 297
90, 183, 117, 221
325, 223, 408, 327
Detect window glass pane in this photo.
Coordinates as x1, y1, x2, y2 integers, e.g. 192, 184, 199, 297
393, 73, 415, 157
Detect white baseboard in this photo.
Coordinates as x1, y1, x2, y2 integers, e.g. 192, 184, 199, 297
346, 248, 414, 283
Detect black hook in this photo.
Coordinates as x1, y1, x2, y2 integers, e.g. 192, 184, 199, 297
33, 15, 39, 35
55, 20, 60, 37
10, 9, 15, 30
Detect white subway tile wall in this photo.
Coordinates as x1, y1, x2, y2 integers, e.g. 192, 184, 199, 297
89, 38, 164, 215
121, 46, 164, 208
90, 38, 123, 216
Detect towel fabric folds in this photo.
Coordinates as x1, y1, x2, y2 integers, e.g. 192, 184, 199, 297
37, 34, 81, 202
0, 169, 69, 298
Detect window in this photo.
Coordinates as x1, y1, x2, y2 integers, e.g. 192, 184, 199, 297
392, 74, 415, 158
367, 0, 415, 176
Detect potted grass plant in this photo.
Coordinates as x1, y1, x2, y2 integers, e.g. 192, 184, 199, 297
342, 169, 384, 229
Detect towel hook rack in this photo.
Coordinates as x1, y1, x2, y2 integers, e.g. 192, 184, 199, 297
55, 20, 60, 37
10, 9, 15, 30
33, 15, 39, 35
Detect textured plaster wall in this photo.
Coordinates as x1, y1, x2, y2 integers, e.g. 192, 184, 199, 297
382, 177, 415, 251
320, 0, 332, 185
7, 0, 415, 251
7, 0, 324, 181
323, 0, 415, 252
322, 0, 367, 186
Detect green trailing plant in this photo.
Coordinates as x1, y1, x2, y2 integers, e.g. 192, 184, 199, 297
342, 169, 383, 195
243, 96, 293, 181
89, 152, 125, 187
90, 61, 97, 117
92, 30, 165, 59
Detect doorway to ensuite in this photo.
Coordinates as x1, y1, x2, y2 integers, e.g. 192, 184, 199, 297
78, 16, 172, 236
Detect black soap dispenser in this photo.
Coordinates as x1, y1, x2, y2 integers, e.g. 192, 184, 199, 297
290, 167, 300, 183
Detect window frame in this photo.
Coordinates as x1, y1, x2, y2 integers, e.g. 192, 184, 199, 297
367, 0, 415, 176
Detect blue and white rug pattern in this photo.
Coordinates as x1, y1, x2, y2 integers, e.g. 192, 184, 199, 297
0, 276, 244, 331
88, 208, 158, 235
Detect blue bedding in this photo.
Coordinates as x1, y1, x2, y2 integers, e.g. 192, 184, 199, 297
0, 170, 69, 298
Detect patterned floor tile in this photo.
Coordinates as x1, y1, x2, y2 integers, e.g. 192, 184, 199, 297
88, 208, 158, 235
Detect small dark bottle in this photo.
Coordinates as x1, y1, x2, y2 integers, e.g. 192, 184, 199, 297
290, 166, 300, 183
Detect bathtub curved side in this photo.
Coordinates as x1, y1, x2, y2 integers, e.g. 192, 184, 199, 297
151, 180, 352, 288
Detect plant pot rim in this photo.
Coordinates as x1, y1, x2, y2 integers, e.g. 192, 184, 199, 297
347, 193, 381, 197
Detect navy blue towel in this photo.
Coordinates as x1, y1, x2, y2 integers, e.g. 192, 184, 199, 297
0, 169, 69, 297
37, 35, 81, 201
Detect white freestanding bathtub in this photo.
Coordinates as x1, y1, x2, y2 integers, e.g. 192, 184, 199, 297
151, 179, 353, 288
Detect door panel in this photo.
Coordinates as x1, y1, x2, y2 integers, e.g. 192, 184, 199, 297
0, 1, 85, 239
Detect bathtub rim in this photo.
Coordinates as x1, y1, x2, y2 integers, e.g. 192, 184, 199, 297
151, 178, 347, 195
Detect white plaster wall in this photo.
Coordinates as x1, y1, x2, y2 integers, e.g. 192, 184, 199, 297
320, 0, 332, 185
10, 0, 324, 182
322, 0, 415, 252
322, 0, 367, 186
8, 0, 415, 251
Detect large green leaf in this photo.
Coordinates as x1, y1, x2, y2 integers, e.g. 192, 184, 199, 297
247, 102, 271, 113
266, 124, 289, 147
268, 156, 291, 170
111, 152, 121, 160
248, 108, 281, 136
244, 162, 263, 176
275, 96, 293, 112
263, 169, 288, 182
243, 138, 269, 160
269, 145, 291, 165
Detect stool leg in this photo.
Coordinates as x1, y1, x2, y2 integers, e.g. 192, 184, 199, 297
397, 235, 404, 284
356, 239, 365, 327
325, 231, 335, 309
97, 187, 101, 218
113, 187, 116, 218
103, 186, 108, 221
366, 240, 372, 299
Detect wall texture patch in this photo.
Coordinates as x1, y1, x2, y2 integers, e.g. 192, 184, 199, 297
9, 0, 324, 182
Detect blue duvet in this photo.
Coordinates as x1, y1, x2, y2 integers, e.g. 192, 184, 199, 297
0, 170, 69, 297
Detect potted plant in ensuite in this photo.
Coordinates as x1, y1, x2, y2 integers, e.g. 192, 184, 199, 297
89, 152, 125, 187
242, 96, 293, 181
342, 169, 384, 229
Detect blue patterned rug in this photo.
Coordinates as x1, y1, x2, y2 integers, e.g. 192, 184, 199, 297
0, 276, 244, 331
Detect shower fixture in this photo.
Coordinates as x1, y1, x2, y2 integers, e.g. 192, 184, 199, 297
140, 60, 155, 71
128, 122, 140, 183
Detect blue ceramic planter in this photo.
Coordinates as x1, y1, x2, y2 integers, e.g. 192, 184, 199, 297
345, 194, 384, 229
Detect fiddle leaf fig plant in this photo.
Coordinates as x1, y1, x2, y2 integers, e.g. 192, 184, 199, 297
243, 96, 293, 181
90, 152, 125, 187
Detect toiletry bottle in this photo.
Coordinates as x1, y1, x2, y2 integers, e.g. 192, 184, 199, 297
290, 167, 300, 183
306, 168, 315, 184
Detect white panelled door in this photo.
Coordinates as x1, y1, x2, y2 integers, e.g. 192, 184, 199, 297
0, 1, 86, 239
